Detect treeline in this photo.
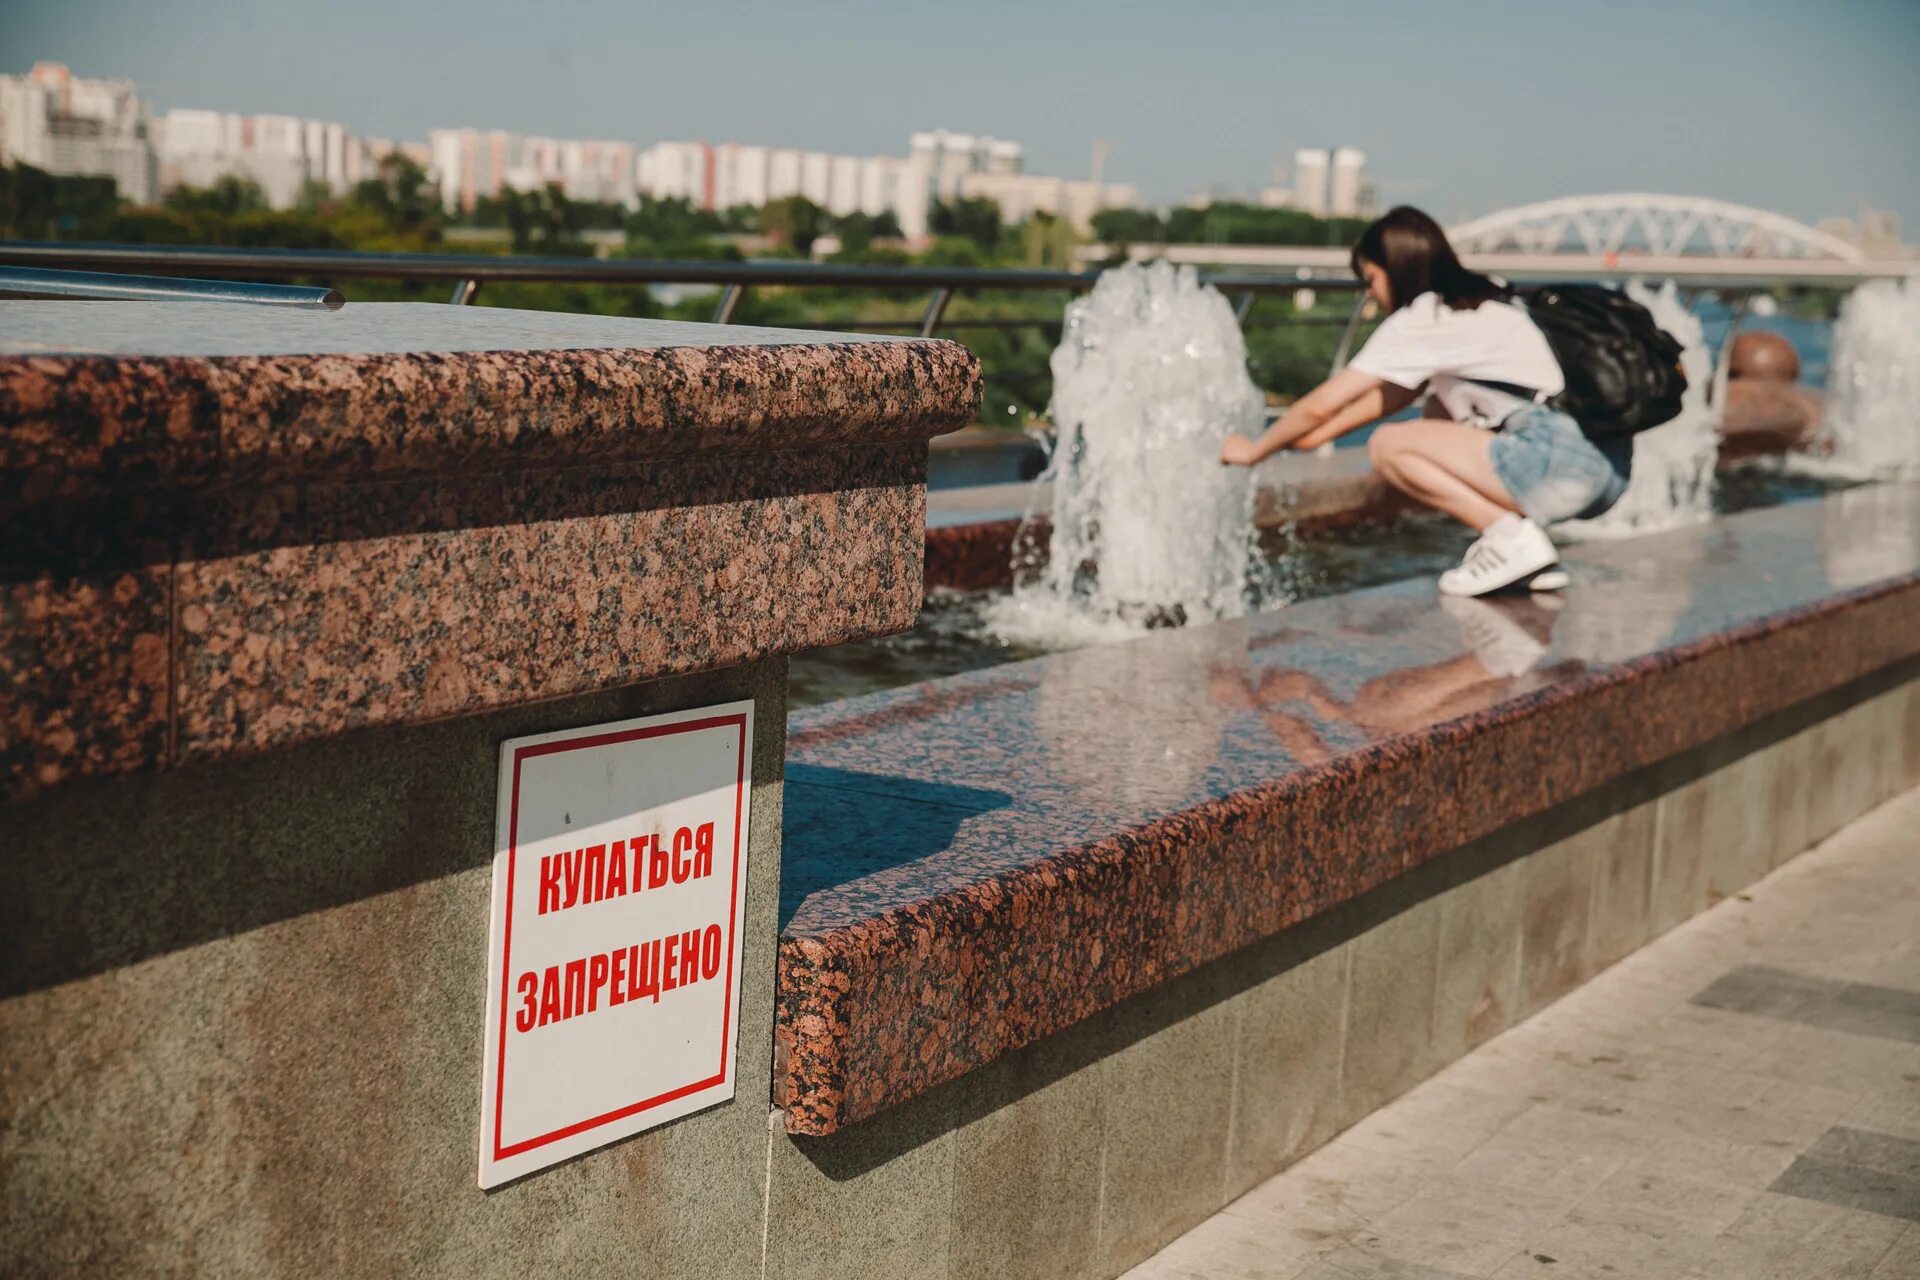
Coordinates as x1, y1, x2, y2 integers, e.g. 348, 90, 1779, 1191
1093, 203, 1372, 247
2, 159, 1375, 420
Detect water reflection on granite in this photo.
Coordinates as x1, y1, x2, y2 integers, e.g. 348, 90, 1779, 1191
786, 487, 1920, 934
776, 486, 1920, 1131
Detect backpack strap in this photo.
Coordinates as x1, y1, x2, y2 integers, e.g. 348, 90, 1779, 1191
1464, 377, 1552, 405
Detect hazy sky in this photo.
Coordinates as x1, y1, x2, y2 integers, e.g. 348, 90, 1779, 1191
10, 0, 1919, 231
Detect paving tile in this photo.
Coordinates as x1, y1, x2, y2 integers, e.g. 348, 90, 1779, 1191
1227, 1142, 1430, 1238
1442, 1103, 1647, 1200
1296, 1246, 1480, 1279
1807, 1127, 1920, 1182
1693, 1191, 1910, 1278
1126, 1213, 1323, 1280
1869, 1223, 1920, 1277
1750, 1022, 1920, 1098
1631, 1132, 1802, 1195
1845, 1099, 1920, 1144
1689, 963, 1846, 1019
1771, 1155, 1920, 1223
1491, 1203, 1712, 1279
1336, 1081, 1532, 1177
1818, 982, 1920, 1046
1582, 1161, 1763, 1235
1690, 963, 1920, 1046
1349, 1183, 1577, 1278
1123, 789, 1920, 1280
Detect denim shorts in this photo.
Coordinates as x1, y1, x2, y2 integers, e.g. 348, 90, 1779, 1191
1488, 404, 1632, 523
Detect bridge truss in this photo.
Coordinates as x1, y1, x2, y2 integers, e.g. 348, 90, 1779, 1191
1448, 194, 1864, 262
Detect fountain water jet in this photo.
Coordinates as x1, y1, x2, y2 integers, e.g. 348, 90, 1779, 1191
1817, 278, 1920, 479
1556, 280, 1718, 540
989, 262, 1262, 644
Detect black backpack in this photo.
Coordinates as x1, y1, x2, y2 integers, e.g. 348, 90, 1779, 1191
1502, 284, 1688, 438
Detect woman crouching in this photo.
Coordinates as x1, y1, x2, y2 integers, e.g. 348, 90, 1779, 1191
1220, 206, 1632, 597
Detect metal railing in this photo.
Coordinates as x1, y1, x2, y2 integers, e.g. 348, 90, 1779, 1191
0, 264, 343, 309
0, 240, 1362, 337
0, 240, 1869, 385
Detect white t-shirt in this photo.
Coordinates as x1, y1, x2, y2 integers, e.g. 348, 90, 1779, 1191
1347, 291, 1565, 427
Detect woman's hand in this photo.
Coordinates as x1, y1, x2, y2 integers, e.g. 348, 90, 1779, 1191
1219, 433, 1265, 467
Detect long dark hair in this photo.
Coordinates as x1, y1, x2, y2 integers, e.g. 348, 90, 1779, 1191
1351, 206, 1503, 312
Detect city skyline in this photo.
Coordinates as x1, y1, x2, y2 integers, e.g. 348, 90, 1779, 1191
7, 0, 1919, 231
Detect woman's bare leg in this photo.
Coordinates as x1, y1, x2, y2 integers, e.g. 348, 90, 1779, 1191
1367, 421, 1522, 532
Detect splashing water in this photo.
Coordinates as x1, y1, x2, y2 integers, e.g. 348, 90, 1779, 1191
1817, 278, 1920, 479
987, 262, 1261, 644
1556, 280, 1718, 540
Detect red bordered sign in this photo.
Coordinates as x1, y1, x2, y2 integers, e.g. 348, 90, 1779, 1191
479, 701, 754, 1188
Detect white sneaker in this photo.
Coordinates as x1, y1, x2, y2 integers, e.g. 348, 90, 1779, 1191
1440, 596, 1548, 676
1530, 568, 1570, 591
1438, 514, 1562, 597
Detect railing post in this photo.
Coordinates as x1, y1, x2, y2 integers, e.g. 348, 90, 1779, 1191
919, 287, 953, 338
1234, 291, 1256, 327
712, 284, 745, 324
448, 278, 479, 306
1329, 295, 1369, 375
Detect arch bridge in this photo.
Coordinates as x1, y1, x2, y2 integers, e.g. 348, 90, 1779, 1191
1447, 194, 1864, 262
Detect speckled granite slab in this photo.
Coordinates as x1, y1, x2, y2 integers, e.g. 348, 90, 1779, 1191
776, 483, 1920, 1134
1, 302, 979, 798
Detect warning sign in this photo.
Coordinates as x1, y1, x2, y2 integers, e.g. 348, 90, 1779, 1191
479, 701, 754, 1188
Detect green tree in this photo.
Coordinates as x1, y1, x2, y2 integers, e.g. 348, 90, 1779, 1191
293, 179, 334, 216
832, 210, 904, 254
0, 163, 119, 238
760, 195, 827, 255
625, 195, 725, 254
348, 152, 442, 242
164, 175, 269, 219
1164, 202, 1368, 247
499, 183, 585, 253
929, 197, 1003, 250
1019, 211, 1080, 270
1090, 206, 1166, 245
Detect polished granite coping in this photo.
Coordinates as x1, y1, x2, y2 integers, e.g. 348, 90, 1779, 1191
0, 302, 979, 500
0, 301, 887, 357
1, 303, 980, 798
774, 482, 1920, 1134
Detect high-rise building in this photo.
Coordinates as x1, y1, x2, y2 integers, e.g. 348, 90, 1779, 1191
429, 128, 520, 211
767, 149, 803, 202
431, 128, 637, 210
954, 170, 1138, 234
1292, 148, 1330, 216
635, 140, 714, 207
827, 154, 861, 217
713, 143, 769, 210
557, 139, 636, 206
0, 62, 156, 203
896, 129, 1026, 239
162, 107, 385, 207
1329, 147, 1369, 217
857, 155, 898, 220
798, 151, 832, 206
